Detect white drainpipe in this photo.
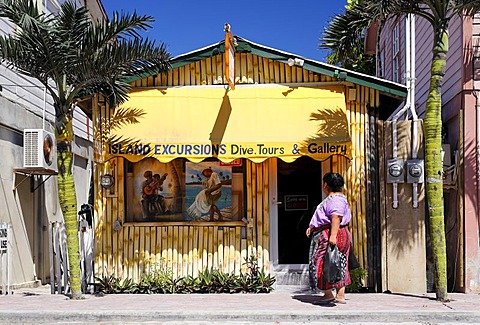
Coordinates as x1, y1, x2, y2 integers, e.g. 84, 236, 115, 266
409, 14, 418, 156
43, 86, 47, 130
408, 14, 420, 208
392, 14, 416, 208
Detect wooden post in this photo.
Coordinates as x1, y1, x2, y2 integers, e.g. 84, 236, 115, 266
49, 222, 55, 294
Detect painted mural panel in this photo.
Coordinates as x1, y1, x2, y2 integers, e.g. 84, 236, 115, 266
126, 158, 184, 222
125, 158, 243, 223
185, 161, 235, 221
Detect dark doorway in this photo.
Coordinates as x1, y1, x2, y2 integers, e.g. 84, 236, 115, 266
277, 156, 323, 264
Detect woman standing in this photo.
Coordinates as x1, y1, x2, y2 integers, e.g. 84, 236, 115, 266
306, 172, 352, 304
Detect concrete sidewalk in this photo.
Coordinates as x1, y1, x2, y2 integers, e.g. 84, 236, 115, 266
0, 285, 479, 324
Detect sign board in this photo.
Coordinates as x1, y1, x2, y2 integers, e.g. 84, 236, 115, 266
107, 86, 353, 163
284, 195, 309, 211
0, 225, 7, 254
219, 158, 242, 167
0, 223, 12, 295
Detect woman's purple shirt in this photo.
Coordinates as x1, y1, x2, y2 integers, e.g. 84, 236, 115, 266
309, 195, 352, 228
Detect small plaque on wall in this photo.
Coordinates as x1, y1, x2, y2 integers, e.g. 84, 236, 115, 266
219, 159, 242, 167
284, 195, 308, 211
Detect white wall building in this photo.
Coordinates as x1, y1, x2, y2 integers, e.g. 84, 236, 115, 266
0, 0, 106, 287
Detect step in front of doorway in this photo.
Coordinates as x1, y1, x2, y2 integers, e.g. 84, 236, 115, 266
274, 271, 309, 285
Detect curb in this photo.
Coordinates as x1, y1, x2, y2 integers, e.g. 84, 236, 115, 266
1, 309, 480, 324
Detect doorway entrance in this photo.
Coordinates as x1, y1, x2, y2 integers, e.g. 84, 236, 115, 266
273, 156, 323, 266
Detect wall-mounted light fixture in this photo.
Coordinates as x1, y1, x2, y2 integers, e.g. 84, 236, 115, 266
113, 219, 123, 232
287, 58, 304, 67
100, 174, 114, 189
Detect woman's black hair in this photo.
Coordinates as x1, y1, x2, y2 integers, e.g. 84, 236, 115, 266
323, 172, 344, 192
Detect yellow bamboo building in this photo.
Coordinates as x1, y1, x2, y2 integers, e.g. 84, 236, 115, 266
91, 35, 408, 290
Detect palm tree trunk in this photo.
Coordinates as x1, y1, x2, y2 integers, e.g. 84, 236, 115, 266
424, 29, 448, 301
56, 118, 82, 299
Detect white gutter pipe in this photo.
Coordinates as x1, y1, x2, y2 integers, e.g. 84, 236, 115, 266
391, 99, 409, 209
391, 15, 410, 208
408, 14, 420, 208
409, 14, 418, 157
43, 86, 47, 130
391, 14, 418, 208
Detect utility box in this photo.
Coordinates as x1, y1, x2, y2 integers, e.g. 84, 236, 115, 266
380, 120, 426, 294
386, 159, 404, 183
406, 159, 424, 183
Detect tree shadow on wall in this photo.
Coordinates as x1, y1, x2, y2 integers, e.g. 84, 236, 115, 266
99, 105, 147, 155
382, 121, 426, 258
299, 107, 351, 151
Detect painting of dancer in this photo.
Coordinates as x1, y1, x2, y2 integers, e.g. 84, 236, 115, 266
185, 162, 236, 221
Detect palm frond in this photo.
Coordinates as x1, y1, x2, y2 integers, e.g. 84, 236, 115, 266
320, 0, 450, 72
65, 5, 171, 107
55, 1, 91, 48
0, 0, 171, 126
92, 10, 156, 45
451, 0, 480, 16
110, 107, 146, 129
0, 0, 44, 24
95, 106, 146, 149
320, 2, 375, 71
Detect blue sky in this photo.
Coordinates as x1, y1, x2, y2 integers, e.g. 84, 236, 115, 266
101, 0, 347, 62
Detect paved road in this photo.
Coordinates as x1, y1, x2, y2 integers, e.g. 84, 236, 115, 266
0, 285, 479, 324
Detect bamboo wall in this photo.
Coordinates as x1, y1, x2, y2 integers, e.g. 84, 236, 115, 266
345, 86, 380, 273
93, 51, 380, 281
94, 156, 270, 280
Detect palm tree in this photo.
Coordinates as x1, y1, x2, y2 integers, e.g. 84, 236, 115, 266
321, 0, 480, 301
0, 0, 170, 299
320, 2, 375, 75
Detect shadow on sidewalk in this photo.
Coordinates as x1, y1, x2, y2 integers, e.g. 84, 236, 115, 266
292, 295, 338, 307
385, 291, 437, 301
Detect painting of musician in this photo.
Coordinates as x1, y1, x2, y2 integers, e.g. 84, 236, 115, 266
126, 158, 184, 222
141, 171, 168, 218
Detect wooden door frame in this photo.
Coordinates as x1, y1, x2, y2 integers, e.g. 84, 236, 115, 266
269, 158, 309, 273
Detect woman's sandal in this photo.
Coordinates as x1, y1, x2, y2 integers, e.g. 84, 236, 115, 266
334, 299, 347, 304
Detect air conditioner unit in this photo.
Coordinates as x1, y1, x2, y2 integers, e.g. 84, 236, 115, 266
23, 129, 57, 172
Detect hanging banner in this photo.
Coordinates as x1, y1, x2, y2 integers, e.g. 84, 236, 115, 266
224, 24, 236, 90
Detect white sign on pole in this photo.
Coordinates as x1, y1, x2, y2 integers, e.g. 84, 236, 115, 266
0, 225, 7, 254
1, 223, 12, 295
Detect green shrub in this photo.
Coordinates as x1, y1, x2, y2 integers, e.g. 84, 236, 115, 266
94, 275, 136, 294
94, 255, 276, 294
242, 255, 276, 293
346, 267, 368, 293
